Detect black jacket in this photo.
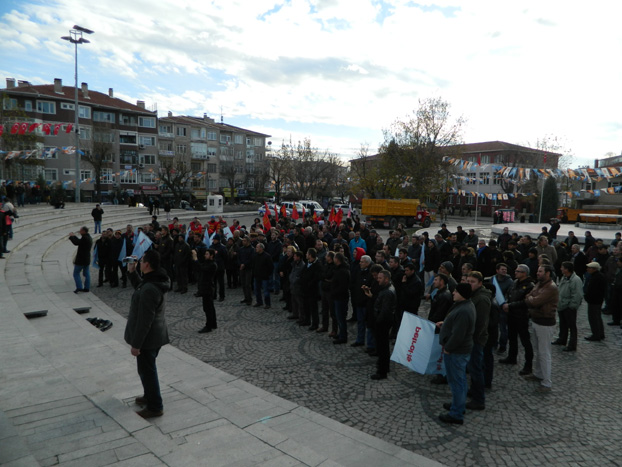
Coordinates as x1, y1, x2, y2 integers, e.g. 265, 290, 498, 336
302, 260, 321, 300
374, 283, 397, 326
584, 270, 606, 305
399, 273, 423, 315
70, 233, 92, 266
331, 262, 350, 302
196, 259, 217, 297
252, 251, 273, 280
124, 268, 170, 350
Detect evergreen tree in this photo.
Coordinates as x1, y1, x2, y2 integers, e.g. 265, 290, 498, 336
538, 176, 559, 222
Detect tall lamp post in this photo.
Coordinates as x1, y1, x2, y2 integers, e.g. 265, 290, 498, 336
61, 25, 93, 203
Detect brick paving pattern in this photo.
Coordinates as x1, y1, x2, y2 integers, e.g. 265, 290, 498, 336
93, 270, 622, 466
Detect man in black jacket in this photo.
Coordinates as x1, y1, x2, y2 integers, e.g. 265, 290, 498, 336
193, 248, 218, 333
584, 262, 606, 341
351, 255, 373, 347
91, 204, 104, 234
369, 270, 396, 380
95, 229, 111, 287
397, 262, 423, 329
301, 248, 322, 329
332, 253, 351, 344
211, 234, 228, 302
125, 250, 170, 418
252, 243, 274, 309
69, 227, 93, 293
238, 236, 254, 304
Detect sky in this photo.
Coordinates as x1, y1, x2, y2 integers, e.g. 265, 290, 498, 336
1, 0, 621, 168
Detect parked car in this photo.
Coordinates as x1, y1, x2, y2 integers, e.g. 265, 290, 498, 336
333, 203, 356, 215
258, 203, 291, 217
298, 200, 324, 216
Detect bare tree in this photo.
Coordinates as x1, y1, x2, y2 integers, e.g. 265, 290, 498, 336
159, 155, 193, 206
380, 97, 465, 200
284, 138, 341, 200
349, 143, 405, 199
220, 160, 249, 204
268, 144, 293, 203
85, 122, 114, 202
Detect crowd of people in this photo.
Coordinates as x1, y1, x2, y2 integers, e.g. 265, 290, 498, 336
65, 205, 622, 424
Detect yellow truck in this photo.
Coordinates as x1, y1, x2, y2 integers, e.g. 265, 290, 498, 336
557, 206, 622, 224
362, 199, 433, 229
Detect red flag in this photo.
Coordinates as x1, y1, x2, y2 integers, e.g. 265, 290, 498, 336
53, 124, 62, 135
302, 206, 306, 219
263, 210, 271, 233
65, 123, 73, 133
312, 211, 318, 223
329, 207, 335, 223
18, 123, 28, 135
274, 204, 279, 223
335, 208, 343, 225
28, 123, 40, 133
477, 153, 481, 166
292, 202, 299, 220
280, 204, 287, 218
42, 123, 51, 135
11, 123, 19, 134
543, 153, 547, 165
0, 125, 3, 136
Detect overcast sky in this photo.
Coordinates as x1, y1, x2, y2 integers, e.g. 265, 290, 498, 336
1, 0, 620, 168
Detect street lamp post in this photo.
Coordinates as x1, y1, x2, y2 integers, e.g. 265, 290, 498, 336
61, 25, 93, 203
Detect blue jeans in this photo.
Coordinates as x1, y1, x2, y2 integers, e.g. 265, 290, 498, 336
366, 328, 376, 350
73, 264, 91, 290
498, 311, 508, 349
444, 352, 470, 420
468, 343, 485, 405
354, 306, 367, 344
137, 347, 163, 411
254, 278, 271, 306
94, 220, 102, 234
271, 262, 280, 293
334, 299, 348, 341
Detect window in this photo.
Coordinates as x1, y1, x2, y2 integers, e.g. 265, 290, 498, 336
246, 149, 254, 159
44, 169, 58, 182
36, 101, 56, 114
176, 127, 187, 136
247, 178, 255, 188
191, 128, 206, 139
191, 162, 202, 172
234, 134, 243, 144
191, 142, 208, 158
2, 97, 17, 110
246, 164, 254, 174
119, 133, 137, 145
479, 173, 489, 185
159, 124, 173, 136
94, 132, 114, 143
101, 151, 114, 162
120, 150, 138, 164
80, 170, 92, 182
466, 195, 473, 205
141, 154, 156, 165
236, 151, 243, 160
60, 102, 75, 110
139, 136, 156, 147
176, 144, 187, 154
246, 137, 252, 145
101, 168, 114, 183
207, 131, 218, 141
493, 174, 503, 185
93, 111, 115, 123
220, 134, 231, 144
140, 172, 155, 183
207, 163, 217, 172
208, 179, 217, 189
79, 105, 91, 119
64, 169, 75, 176
79, 126, 91, 140
120, 170, 137, 184
24, 100, 33, 111
254, 137, 262, 147
120, 114, 137, 126
466, 172, 477, 185
221, 147, 230, 157
208, 147, 217, 157
138, 116, 156, 128
491, 195, 501, 206
192, 178, 204, 189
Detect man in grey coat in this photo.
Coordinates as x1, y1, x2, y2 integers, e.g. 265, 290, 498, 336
125, 250, 171, 418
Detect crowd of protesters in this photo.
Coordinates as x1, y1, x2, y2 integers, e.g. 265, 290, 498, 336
77, 203, 622, 425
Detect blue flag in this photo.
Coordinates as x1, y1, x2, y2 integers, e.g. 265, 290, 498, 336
203, 231, 216, 248
132, 231, 153, 259
92, 244, 99, 269
117, 238, 127, 262
419, 244, 426, 273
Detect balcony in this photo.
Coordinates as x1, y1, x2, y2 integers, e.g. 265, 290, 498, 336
159, 150, 174, 157
159, 132, 174, 138
191, 153, 209, 160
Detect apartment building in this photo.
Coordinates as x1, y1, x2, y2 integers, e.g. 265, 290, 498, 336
0, 77, 159, 201
158, 113, 270, 201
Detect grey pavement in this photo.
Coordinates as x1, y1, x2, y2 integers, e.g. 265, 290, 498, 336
0, 204, 440, 467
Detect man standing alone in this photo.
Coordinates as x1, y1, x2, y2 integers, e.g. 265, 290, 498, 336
91, 204, 104, 234
125, 250, 170, 418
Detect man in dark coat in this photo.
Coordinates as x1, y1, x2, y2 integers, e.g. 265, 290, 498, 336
125, 250, 170, 418
95, 229, 111, 287
173, 235, 191, 294
238, 236, 254, 304
332, 253, 351, 344
91, 204, 104, 234
193, 248, 218, 333
69, 226, 93, 293
584, 262, 606, 341
301, 247, 322, 329
369, 270, 396, 380
252, 243, 274, 309
211, 234, 228, 302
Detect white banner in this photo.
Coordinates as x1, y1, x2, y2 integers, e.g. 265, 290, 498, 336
391, 312, 445, 375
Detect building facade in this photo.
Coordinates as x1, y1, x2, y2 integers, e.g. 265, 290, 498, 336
1, 77, 159, 202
